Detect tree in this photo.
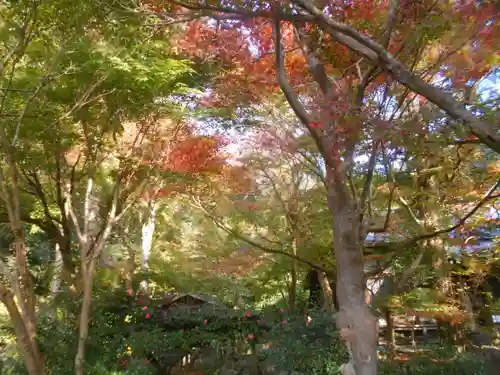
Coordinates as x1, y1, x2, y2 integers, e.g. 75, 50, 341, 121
0, 1, 201, 374
156, 0, 500, 151
143, 1, 500, 374
197, 105, 334, 310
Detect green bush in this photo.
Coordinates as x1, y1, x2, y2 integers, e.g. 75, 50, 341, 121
1, 283, 489, 375
260, 310, 347, 375
379, 352, 486, 375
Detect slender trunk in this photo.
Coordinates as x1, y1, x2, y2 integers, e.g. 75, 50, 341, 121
317, 271, 336, 313
12, 232, 38, 344
74, 259, 96, 375
141, 200, 158, 270
124, 249, 135, 290
51, 242, 63, 297
0, 157, 43, 374
140, 201, 158, 293
60, 242, 75, 283
0, 287, 43, 375
384, 308, 395, 350
457, 283, 477, 332
288, 238, 297, 312
327, 172, 378, 375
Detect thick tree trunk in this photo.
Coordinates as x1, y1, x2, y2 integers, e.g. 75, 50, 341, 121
326, 173, 378, 375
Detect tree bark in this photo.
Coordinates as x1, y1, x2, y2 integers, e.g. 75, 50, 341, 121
317, 270, 336, 313
327, 171, 378, 375
51, 242, 63, 297
288, 238, 298, 312
0, 144, 43, 375
74, 259, 96, 375
141, 200, 158, 270
140, 200, 158, 293
0, 287, 43, 375
57, 229, 75, 282
272, 16, 378, 374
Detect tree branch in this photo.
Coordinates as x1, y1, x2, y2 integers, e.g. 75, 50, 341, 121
381, 0, 400, 48
163, 1, 500, 151
291, 0, 500, 153
367, 180, 500, 251
405, 180, 499, 245
190, 197, 332, 275
165, 0, 313, 23
359, 140, 379, 215
356, 0, 399, 105
272, 16, 324, 154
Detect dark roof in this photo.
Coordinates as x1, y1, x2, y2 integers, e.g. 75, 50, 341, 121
161, 292, 227, 308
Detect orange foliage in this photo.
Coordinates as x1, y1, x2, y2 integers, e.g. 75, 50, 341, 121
165, 136, 227, 174
119, 117, 236, 201
219, 164, 255, 195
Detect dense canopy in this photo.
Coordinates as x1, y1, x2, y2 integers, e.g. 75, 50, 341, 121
0, 1, 498, 375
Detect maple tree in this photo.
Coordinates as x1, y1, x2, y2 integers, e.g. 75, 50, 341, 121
0, 1, 206, 373
190, 113, 334, 310
141, 1, 500, 374
0, 1, 498, 374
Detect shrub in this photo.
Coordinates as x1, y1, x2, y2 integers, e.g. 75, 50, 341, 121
260, 310, 347, 375
379, 352, 486, 375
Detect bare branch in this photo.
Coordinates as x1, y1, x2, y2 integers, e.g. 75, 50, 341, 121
355, 0, 398, 106
396, 248, 426, 290
293, 25, 333, 97
91, 179, 121, 260
397, 195, 423, 227
83, 176, 94, 239
368, 154, 396, 233
295, 148, 327, 185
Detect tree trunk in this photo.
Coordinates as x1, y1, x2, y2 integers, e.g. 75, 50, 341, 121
51, 242, 63, 297
327, 172, 378, 375
317, 271, 336, 313
288, 238, 297, 312
12, 231, 36, 329
0, 151, 43, 374
139, 201, 158, 292
0, 287, 43, 375
75, 259, 96, 375
59, 238, 75, 283
141, 200, 158, 270
384, 308, 395, 352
